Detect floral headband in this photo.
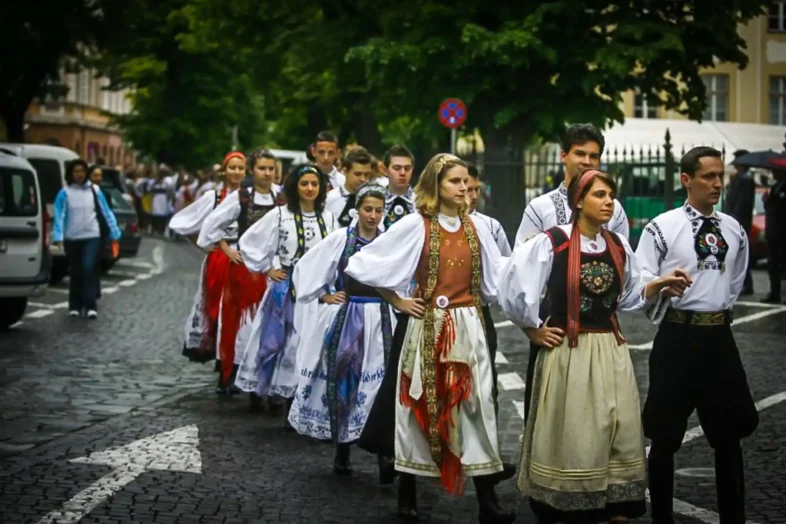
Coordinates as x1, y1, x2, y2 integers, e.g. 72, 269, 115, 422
296, 165, 321, 180
354, 183, 387, 209
434, 154, 460, 176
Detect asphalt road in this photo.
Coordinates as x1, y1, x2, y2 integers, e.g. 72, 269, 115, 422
1, 238, 784, 523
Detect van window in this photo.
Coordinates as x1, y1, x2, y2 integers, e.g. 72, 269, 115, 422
27, 158, 62, 204
0, 167, 38, 217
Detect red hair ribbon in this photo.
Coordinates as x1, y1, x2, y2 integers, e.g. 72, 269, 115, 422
221, 151, 246, 170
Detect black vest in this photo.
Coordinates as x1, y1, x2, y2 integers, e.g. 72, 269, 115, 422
545, 227, 625, 333
237, 188, 277, 238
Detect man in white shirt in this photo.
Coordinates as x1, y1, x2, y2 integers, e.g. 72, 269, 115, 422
325, 147, 374, 227
311, 130, 345, 191
514, 124, 630, 422
636, 146, 757, 524
381, 144, 416, 230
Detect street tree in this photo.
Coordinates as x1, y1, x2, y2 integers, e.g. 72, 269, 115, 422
0, 1, 128, 142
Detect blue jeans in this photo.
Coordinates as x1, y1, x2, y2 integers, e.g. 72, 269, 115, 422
64, 238, 101, 312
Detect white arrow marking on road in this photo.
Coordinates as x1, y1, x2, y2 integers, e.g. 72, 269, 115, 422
35, 425, 201, 524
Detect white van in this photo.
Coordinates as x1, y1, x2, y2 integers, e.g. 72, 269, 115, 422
0, 151, 50, 328
0, 144, 79, 283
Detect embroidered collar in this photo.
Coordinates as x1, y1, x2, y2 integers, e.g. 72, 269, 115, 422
338, 184, 351, 198
683, 201, 721, 224
557, 184, 568, 198
386, 187, 414, 204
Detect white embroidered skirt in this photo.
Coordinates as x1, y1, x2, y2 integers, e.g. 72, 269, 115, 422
288, 299, 394, 443
395, 306, 503, 479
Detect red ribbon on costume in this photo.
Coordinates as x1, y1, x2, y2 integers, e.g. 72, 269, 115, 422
565, 169, 627, 347
218, 263, 268, 384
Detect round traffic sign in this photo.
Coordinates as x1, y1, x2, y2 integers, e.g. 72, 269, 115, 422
438, 98, 467, 129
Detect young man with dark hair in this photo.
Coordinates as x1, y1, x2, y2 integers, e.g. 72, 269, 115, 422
325, 147, 374, 227
381, 144, 416, 230
514, 123, 630, 423
636, 146, 757, 524
311, 130, 344, 191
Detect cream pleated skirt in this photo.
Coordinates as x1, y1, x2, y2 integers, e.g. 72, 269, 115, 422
518, 331, 646, 514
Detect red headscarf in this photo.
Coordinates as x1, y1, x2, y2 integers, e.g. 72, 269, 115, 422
221, 151, 246, 170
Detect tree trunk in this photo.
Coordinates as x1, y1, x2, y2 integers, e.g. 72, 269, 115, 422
0, 104, 28, 143
479, 122, 525, 242
351, 99, 383, 156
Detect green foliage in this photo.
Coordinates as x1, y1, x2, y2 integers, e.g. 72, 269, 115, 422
1, 0, 770, 162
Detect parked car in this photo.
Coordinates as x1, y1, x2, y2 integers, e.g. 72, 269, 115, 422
749, 187, 769, 262
92, 164, 134, 206
0, 151, 50, 329
98, 185, 141, 271
0, 143, 79, 284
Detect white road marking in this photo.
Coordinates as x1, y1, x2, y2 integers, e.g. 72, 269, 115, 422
25, 309, 53, 319
495, 352, 509, 365
498, 372, 526, 391
102, 286, 118, 294
115, 259, 154, 269
106, 269, 143, 279
152, 244, 165, 272
135, 273, 152, 280
512, 400, 525, 420
36, 425, 201, 524
28, 301, 68, 309
28, 301, 58, 309
117, 280, 137, 287
628, 306, 786, 350
736, 301, 784, 309
48, 288, 69, 295
9, 321, 23, 329
494, 320, 514, 329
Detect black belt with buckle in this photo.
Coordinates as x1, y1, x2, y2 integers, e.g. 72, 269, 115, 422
665, 308, 733, 326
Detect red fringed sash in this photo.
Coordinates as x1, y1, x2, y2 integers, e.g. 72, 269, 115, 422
219, 263, 268, 382
200, 250, 231, 353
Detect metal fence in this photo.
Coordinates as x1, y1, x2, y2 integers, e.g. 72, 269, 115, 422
461, 129, 727, 246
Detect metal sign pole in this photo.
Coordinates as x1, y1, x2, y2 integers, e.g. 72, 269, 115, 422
450, 128, 456, 155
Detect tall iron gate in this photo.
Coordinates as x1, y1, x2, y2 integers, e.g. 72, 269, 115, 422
461, 129, 726, 247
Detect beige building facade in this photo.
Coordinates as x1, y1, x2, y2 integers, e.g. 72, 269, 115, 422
621, 5, 786, 126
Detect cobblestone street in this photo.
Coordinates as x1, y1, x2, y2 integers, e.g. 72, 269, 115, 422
1, 239, 784, 523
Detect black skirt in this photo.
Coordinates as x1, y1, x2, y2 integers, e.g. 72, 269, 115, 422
357, 312, 409, 457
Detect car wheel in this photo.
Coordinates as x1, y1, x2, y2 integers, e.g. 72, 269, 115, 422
0, 298, 27, 330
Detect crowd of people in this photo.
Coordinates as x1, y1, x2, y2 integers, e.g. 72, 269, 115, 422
158, 124, 777, 524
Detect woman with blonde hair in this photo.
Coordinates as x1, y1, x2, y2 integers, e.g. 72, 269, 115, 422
345, 153, 514, 523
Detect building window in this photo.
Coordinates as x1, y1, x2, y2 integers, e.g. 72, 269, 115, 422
77, 70, 91, 105
66, 74, 78, 102
633, 91, 657, 119
770, 1, 786, 32
702, 74, 728, 122
771, 76, 786, 125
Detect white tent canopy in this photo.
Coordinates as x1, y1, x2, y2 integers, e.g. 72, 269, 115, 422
603, 118, 786, 159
